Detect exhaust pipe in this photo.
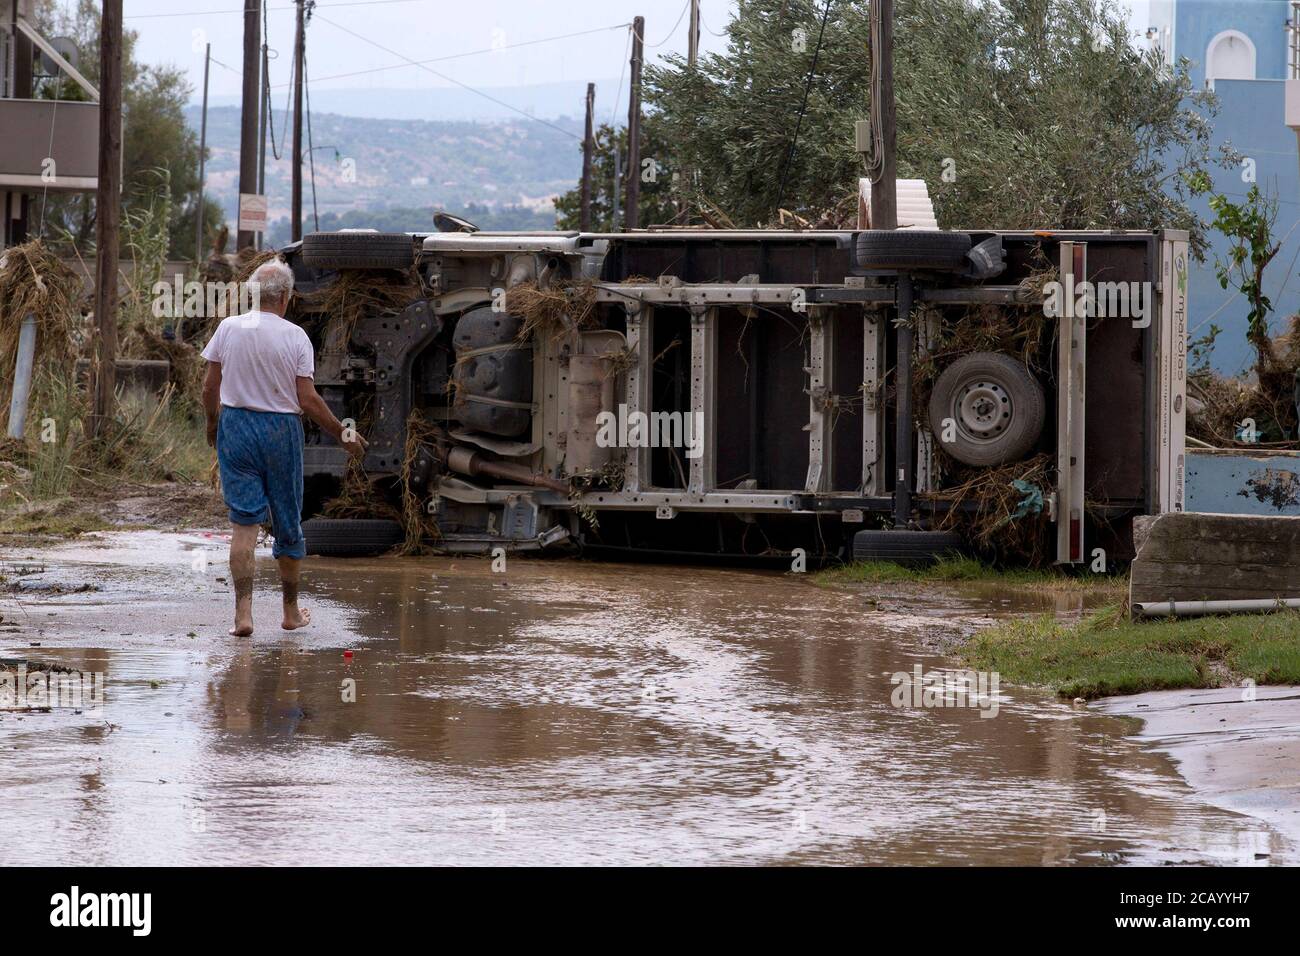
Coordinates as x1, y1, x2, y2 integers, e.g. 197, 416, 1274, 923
445, 445, 569, 494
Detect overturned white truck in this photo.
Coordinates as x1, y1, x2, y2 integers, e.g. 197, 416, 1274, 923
283, 226, 1188, 566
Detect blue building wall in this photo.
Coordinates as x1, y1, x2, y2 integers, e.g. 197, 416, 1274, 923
1188, 79, 1298, 374
1161, 0, 1300, 374
1176, 0, 1288, 86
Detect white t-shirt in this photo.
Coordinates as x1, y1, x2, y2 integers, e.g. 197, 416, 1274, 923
200, 311, 315, 414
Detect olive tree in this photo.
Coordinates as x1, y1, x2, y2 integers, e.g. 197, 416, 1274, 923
640, 0, 1221, 255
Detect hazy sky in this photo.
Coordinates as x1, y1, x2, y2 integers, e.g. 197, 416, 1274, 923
119, 0, 739, 103
110, 0, 1147, 111
114, 0, 1149, 96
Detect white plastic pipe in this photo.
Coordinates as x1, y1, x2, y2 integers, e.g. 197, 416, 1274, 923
1133, 598, 1300, 618
6, 312, 37, 440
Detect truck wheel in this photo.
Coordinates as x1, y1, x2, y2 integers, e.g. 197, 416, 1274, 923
854, 230, 971, 272
301, 232, 415, 270
852, 529, 965, 567
303, 518, 405, 557
928, 352, 1045, 467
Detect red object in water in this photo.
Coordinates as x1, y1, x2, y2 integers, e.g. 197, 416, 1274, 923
343, 650, 353, 661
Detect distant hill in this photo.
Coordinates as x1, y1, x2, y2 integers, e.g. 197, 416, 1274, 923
186, 105, 583, 240
263, 203, 558, 247
197, 79, 620, 124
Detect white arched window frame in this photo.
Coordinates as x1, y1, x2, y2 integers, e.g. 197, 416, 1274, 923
1205, 29, 1257, 87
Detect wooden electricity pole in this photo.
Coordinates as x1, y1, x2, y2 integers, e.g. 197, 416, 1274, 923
869, 0, 897, 230
688, 0, 700, 66
237, 0, 261, 249
257, 18, 269, 250
91, 0, 123, 438
195, 42, 211, 265
291, 0, 306, 242
678, 0, 700, 224
624, 16, 644, 230
580, 83, 595, 230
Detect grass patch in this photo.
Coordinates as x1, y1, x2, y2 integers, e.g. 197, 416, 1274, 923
963, 606, 1300, 699
4, 373, 210, 501
0, 500, 111, 536
815, 556, 1125, 595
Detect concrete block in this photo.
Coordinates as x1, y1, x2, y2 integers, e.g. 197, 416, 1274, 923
1130, 511, 1300, 605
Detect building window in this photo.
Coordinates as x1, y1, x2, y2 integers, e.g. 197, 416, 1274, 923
1206, 30, 1257, 86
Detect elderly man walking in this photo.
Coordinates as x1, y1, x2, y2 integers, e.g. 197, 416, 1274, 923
201, 259, 366, 636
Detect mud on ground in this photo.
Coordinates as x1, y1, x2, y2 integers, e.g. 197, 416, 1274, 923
0, 480, 225, 538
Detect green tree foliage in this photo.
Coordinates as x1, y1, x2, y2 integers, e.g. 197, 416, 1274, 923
640, 0, 1221, 253
554, 120, 680, 230
1186, 172, 1282, 374
31, 0, 224, 260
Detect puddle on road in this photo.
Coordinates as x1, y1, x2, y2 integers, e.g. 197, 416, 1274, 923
0, 533, 1290, 865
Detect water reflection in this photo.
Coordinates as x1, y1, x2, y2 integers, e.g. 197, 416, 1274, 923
0, 544, 1291, 865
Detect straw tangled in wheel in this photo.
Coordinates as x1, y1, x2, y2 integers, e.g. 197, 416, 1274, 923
924, 452, 1054, 564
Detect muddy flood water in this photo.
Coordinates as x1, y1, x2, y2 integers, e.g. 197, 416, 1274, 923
1, 531, 1292, 866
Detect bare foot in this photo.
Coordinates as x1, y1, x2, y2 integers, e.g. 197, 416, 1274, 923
229, 620, 254, 637
282, 606, 311, 631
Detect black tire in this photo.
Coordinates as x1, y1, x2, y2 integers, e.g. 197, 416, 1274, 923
928, 352, 1046, 467
301, 232, 415, 270
303, 518, 405, 557
854, 229, 971, 272
852, 529, 965, 567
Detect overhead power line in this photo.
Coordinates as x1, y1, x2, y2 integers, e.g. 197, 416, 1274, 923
608, 23, 632, 128
124, 0, 420, 18
311, 11, 582, 139
647, 0, 690, 48
274, 22, 631, 89
775, 0, 833, 213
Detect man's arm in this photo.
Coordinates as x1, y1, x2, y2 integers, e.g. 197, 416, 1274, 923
202, 362, 222, 447
296, 376, 368, 458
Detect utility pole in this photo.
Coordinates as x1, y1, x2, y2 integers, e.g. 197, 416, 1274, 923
7, 0, 35, 246
612, 142, 621, 229
679, 0, 700, 224
195, 42, 211, 266
257, 6, 268, 250
688, 0, 700, 66
237, 0, 261, 250
91, 0, 123, 438
291, 0, 306, 242
869, 0, 897, 230
580, 83, 595, 230
624, 16, 644, 230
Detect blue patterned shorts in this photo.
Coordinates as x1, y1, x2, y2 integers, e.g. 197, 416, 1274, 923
216, 405, 306, 559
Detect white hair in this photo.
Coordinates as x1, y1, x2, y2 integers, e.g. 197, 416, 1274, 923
248, 259, 295, 307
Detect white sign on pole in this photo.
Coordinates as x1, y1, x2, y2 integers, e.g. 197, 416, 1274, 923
238, 193, 268, 234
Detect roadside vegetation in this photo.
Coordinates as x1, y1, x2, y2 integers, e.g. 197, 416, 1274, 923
1, 178, 215, 536
965, 606, 1300, 700
815, 556, 1126, 596
622, 0, 1225, 248
823, 559, 1300, 700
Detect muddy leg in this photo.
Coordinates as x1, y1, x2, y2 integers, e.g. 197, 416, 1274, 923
229, 523, 258, 636
278, 556, 311, 630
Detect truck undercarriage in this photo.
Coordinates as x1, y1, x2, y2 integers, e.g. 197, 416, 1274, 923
281, 226, 1187, 566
